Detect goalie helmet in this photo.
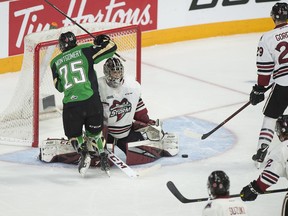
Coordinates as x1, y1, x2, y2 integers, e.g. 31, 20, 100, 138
59, 31, 77, 52
207, 170, 230, 199
275, 115, 288, 142
271, 2, 288, 21
103, 57, 124, 88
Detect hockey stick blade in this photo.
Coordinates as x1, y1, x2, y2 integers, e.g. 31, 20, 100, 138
184, 129, 202, 139
107, 150, 161, 178
43, 0, 125, 62
166, 181, 288, 204
201, 84, 274, 140
166, 181, 198, 203
201, 101, 251, 140
106, 149, 139, 178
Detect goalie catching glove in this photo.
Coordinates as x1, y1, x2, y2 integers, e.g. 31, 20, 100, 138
131, 120, 179, 157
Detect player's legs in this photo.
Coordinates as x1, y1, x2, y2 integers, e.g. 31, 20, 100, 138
253, 85, 288, 163
84, 97, 109, 172
84, 98, 105, 153
62, 106, 91, 175
62, 106, 85, 150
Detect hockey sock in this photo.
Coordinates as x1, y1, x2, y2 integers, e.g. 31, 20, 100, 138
69, 135, 84, 152
76, 135, 85, 149
86, 131, 105, 154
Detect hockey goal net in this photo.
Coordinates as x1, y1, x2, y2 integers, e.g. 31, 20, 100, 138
0, 22, 141, 148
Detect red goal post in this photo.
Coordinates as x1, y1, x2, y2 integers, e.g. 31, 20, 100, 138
0, 23, 141, 148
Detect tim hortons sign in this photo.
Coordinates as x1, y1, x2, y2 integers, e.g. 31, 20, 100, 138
9, 0, 157, 56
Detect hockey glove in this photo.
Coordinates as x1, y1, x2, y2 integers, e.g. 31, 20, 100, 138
240, 180, 263, 201
94, 34, 110, 48
249, 84, 265, 105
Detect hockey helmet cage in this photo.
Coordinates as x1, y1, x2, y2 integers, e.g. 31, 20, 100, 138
207, 170, 230, 199
276, 115, 288, 142
103, 57, 124, 88
271, 2, 288, 21
59, 31, 77, 52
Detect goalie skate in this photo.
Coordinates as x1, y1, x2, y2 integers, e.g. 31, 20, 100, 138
100, 152, 110, 177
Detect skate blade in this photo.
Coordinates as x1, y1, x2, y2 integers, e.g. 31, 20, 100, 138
254, 161, 261, 169
79, 157, 91, 177
105, 170, 111, 177
79, 169, 88, 177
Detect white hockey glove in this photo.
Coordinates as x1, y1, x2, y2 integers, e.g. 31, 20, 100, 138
162, 133, 179, 156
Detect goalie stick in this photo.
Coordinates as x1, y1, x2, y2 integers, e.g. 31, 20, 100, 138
166, 181, 288, 204
185, 84, 274, 140
106, 149, 139, 178
106, 149, 161, 178
43, 0, 126, 62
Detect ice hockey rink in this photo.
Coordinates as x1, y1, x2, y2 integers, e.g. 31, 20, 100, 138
0, 32, 287, 216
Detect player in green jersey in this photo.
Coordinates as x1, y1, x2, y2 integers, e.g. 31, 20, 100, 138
50, 31, 117, 176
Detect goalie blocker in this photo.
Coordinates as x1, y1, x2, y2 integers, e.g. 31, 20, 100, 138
39, 123, 179, 166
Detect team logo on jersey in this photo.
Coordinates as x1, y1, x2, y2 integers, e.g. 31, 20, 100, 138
109, 98, 132, 121
70, 95, 78, 100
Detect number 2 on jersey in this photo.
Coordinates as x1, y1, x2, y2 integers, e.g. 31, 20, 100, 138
276, 41, 288, 64
59, 60, 87, 90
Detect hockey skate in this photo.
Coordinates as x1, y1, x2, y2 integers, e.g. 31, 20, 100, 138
252, 143, 269, 168
100, 152, 110, 176
78, 144, 91, 177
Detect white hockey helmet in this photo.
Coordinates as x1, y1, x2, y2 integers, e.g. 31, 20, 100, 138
103, 57, 124, 88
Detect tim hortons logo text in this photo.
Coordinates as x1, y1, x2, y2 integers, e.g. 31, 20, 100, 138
12, 0, 154, 50
189, 0, 280, 10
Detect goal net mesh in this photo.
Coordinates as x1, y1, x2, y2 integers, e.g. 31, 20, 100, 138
0, 22, 141, 147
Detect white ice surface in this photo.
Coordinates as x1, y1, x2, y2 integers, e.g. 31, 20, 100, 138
0, 33, 286, 216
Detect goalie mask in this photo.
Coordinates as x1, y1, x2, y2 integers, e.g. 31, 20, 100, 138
207, 170, 230, 199
59, 31, 77, 52
275, 115, 288, 142
103, 57, 124, 88
271, 2, 288, 21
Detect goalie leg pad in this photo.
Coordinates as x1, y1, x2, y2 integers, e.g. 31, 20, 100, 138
161, 133, 179, 157
40, 138, 79, 164
126, 145, 162, 165
126, 139, 163, 165
40, 138, 101, 166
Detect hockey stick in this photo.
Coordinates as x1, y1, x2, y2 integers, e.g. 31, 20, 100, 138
166, 180, 288, 204
43, 0, 126, 62
200, 84, 274, 140
201, 101, 251, 140
106, 149, 139, 178
106, 149, 161, 177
